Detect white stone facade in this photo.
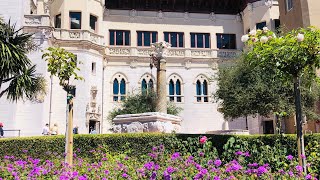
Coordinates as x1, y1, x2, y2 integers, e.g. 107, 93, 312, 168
0, 0, 280, 136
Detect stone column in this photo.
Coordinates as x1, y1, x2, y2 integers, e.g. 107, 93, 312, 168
156, 58, 167, 114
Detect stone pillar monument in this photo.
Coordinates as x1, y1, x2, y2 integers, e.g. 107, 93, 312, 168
151, 41, 171, 114
112, 41, 182, 134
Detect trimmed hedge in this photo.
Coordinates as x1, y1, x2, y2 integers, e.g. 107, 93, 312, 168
0, 133, 319, 160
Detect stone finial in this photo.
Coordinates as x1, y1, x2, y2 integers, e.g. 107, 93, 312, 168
210, 12, 216, 21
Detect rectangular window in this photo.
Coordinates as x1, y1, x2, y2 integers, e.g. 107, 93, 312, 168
91, 62, 96, 75
190, 33, 210, 48
286, 0, 293, 11
90, 15, 98, 32
69, 12, 81, 29
109, 30, 130, 46
164, 32, 184, 47
55, 14, 61, 28
256, 21, 267, 30
216, 34, 236, 49
274, 19, 280, 34
137, 31, 157, 46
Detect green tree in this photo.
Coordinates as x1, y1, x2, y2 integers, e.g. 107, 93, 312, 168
42, 47, 83, 166
242, 27, 320, 172
215, 58, 320, 133
0, 20, 46, 101
108, 91, 183, 121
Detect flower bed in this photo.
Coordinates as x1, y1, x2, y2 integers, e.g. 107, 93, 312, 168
0, 135, 319, 179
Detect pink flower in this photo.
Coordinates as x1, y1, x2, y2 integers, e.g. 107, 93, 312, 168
199, 136, 207, 144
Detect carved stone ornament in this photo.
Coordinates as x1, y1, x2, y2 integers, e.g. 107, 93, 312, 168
130, 9, 137, 18
210, 61, 218, 70
129, 59, 138, 68
109, 48, 130, 55
157, 11, 164, 19
184, 60, 191, 70
236, 14, 242, 22
184, 12, 189, 20
104, 8, 110, 16
209, 12, 216, 21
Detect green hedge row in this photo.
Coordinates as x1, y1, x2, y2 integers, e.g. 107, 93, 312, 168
0, 133, 319, 159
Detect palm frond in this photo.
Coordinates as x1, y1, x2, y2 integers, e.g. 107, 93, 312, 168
0, 65, 47, 102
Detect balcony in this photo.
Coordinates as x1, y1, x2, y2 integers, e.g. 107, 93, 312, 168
106, 47, 240, 59
53, 29, 105, 47
23, 15, 50, 27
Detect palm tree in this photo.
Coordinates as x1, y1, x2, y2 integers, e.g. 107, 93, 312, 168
0, 19, 46, 101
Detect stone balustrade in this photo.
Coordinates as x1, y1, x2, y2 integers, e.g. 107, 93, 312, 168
24, 15, 50, 27
53, 29, 105, 46
106, 46, 240, 59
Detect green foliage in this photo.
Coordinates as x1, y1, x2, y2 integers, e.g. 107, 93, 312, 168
1, 133, 320, 170
214, 58, 320, 120
108, 91, 183, 121
245, 27, 320, 78
0, 20, 46, 101
42, 47, 83, 88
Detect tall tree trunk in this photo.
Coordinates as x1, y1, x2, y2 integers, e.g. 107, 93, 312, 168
293, 75, 306, 173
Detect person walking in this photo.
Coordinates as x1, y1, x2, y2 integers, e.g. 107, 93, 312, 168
42, 123, 50, 135
0, 123, 4, 138
50, 123, 59, 135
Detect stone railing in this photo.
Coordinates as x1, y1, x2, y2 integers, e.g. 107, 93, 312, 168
217, 49, 241, 59
24, 15, 50, 27
106, 46, 240, 59
53, 29, 105, 46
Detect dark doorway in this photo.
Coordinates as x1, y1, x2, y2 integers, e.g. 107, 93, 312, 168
89, 120, 100, 134
263, 120, 274, 134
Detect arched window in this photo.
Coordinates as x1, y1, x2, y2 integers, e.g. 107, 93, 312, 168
140, 73, 155, 94
112, 74, 127, 102
169, 80, 175, 101
120, 79, 126, 100
195, 75, 209, 102
168, 74, 183, 103
176, 80, 181, 102
196, 80, 202, 102
113, 79, 119, 101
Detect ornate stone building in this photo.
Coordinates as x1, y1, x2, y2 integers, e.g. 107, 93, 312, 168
0, 0, 280, 136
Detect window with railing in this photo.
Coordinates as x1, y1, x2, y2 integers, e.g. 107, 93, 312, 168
191, 33, 210, 48
216, 34, 236, 49
164, 32, 184, 48
69, 12, 81, 29
110, 30, 130, 46
137, 31, 157, 46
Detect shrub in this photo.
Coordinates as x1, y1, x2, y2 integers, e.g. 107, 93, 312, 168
108, 91, 183, 121
0, 134, 319, 179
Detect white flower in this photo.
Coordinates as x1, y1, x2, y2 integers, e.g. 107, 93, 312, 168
260, 36, 268, 43
241, 35, 250, 43
297, 33, 304, 42
263, 27, 269, 32
249, 30, 257, 36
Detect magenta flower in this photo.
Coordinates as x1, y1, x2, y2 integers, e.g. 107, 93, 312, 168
295, 165, 303, 172
199, 136, 207, 144
171, 152, 180, 160
122, 173, 129, 179
306, 174, 312, 180
286, 155, 294, 161
214, 160, 222, 167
